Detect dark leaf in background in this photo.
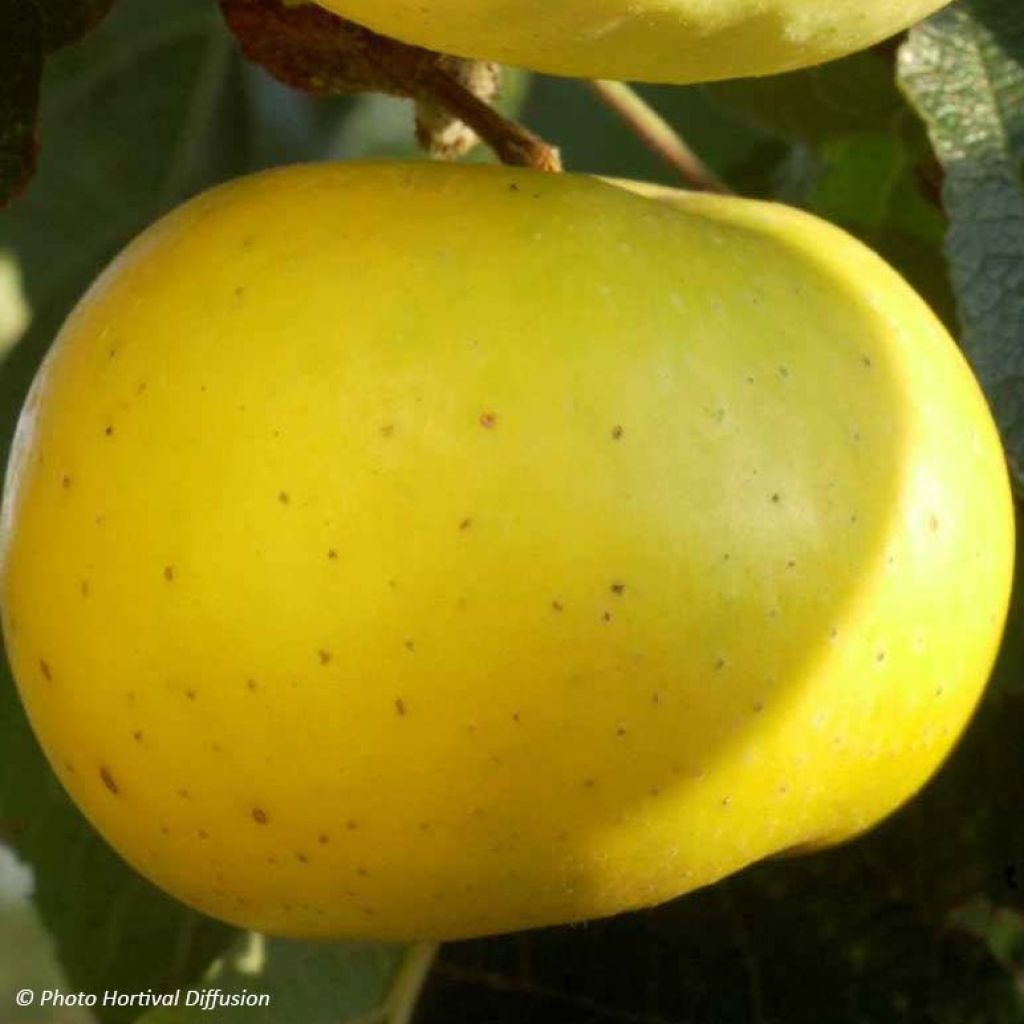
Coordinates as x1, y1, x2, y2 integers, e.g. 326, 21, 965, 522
36, 0, 119, 51
899, 0, 1024, 490
422, 884, 1021, 1024
707, 49, 914, 144
523, 76, 773, 189
0, 0, 43, 208
0, 0, 121, 208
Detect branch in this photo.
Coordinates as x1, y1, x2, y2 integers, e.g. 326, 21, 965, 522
221, 0, 561, 172
417, 63, 561, 171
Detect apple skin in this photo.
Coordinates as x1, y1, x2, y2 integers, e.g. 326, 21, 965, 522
0, 162, 1012, 941
310, 0, 951, 84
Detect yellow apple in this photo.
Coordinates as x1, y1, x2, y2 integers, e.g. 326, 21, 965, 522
310, 0, 951, 83
0, 162, 1012, 941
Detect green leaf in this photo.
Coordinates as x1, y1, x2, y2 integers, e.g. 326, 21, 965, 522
136, 934, 409, 1024
36, 0, 119, 51
899, 0, 1024, 488
807, 133, 956, 328
810, 136, 919, 235
707, 49, 915, 145
0, 0, 43, 208
0, 849, 94, 1023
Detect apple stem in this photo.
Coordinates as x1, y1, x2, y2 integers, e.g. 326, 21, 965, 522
587, 80, 731, 194
383, 941, 440, 1024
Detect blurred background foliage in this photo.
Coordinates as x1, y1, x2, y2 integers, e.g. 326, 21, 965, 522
0, 0, 1022, 1021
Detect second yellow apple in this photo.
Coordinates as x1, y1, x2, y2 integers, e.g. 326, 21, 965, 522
311, 0, 951, 83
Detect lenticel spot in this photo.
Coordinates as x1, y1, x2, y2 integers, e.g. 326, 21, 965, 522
99, 766, 119, 795
479, 412, 498, 429
252, 808, 268, 825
